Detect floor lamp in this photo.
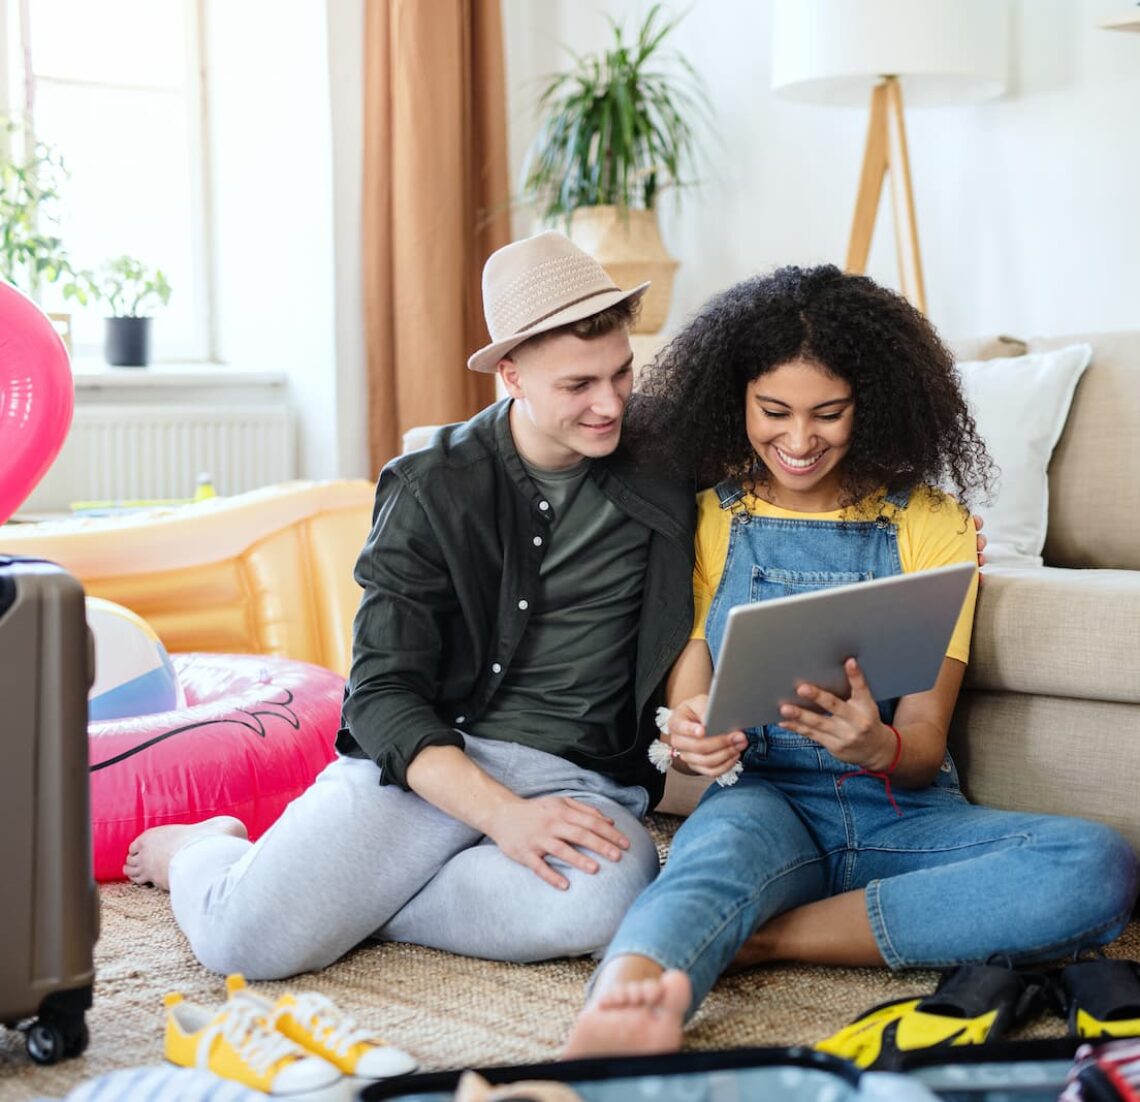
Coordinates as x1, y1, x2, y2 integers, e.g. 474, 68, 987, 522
1101, 9, 1140, 32
771, 0, 1009, 314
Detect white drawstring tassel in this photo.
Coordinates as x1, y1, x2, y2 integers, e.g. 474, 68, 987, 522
650, 707, 744, 786
647, 738, 676, 773
717, 760, 743, 787
649, 706, 680, 772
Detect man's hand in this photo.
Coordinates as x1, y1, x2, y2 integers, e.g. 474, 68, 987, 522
483, 796, 631, 890
666, 695, 747, 777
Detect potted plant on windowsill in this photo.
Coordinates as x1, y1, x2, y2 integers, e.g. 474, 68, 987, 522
0, 117, 80, 349
518, 4, 709, 333
65, 255, 172, 367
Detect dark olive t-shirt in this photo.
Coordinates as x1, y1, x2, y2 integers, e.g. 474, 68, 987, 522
465, 458, 649, 760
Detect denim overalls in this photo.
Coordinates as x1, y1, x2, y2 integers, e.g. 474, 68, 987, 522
601, 483, 1137, 1014
703, 482, 913, 740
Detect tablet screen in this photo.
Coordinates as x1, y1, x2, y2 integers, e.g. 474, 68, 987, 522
703, 562, 976, 737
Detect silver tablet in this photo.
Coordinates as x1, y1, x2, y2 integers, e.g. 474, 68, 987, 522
702, 561, 977, 736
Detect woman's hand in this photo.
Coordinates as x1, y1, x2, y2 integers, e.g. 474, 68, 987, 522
665, 695, 748, 777
778, 657, 897, 771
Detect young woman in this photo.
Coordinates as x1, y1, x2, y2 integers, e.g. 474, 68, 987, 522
564, 265, 1139, 1058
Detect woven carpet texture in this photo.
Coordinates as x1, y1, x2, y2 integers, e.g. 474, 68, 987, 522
2, 814, 1136, 1101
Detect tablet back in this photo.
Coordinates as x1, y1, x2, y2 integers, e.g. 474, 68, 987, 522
703, 561, 976, 737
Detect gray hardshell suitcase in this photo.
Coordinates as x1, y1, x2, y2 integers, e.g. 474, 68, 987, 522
0, 556, 97, 1064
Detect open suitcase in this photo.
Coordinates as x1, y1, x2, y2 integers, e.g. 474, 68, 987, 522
359, 1039, 1088, 1102
0, 556, 97, 1064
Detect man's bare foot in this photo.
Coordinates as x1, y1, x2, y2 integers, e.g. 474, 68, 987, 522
562, 970, 691, 1059
123, 816, 247, 890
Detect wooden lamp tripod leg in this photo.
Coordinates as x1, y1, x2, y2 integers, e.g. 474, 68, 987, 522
845, 76, 927, 314
845, 81, 889, 277
884, 78, 926, 313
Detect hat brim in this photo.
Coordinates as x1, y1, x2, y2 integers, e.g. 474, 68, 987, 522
466, 281, 651, 374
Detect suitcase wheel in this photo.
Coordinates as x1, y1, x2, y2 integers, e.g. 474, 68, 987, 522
25, 1014, 88, 1065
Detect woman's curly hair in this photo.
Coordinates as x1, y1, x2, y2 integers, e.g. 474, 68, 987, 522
626, 264, 993, 507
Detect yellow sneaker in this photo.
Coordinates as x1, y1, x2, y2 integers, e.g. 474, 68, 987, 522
226, 974, 418, 1079
163, 990, 342, 1095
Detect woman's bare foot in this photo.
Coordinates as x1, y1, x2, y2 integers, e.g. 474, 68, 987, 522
123, 816, 247, 890
562, 970, 691, 1059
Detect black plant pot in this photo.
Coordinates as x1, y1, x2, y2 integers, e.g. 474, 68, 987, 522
103, 316, 151, 367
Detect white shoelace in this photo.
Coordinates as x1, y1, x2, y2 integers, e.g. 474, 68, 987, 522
207, 1000, 301, 1077
279, 993, 381, 1057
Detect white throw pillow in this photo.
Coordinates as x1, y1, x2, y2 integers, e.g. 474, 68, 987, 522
955, 343, 1092, 568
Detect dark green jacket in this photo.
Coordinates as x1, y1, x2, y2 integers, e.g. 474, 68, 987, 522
336, 397, 694, 804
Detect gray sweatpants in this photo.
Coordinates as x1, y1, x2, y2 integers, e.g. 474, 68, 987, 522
168, 736, 661, 980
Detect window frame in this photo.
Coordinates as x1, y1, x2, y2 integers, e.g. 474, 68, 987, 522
5, 0, 217, 363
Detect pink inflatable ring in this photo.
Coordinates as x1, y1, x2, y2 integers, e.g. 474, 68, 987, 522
90, 652, 343, 882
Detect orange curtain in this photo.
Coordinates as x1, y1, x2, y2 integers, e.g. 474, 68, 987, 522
362, 0, 511, 473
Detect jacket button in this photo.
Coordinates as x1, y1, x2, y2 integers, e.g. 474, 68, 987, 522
518, 599, 528, 610
533, 536, 543, 546
538, 500, 550, 511
455, 715, 466, 724
491, 663, 502, 674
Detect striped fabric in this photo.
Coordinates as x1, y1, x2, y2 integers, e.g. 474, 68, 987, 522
61, 1064, 262, 1102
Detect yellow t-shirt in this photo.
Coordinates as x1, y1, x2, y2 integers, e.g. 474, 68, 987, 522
691, 487, 979, 664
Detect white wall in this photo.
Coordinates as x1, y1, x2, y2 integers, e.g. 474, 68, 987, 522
207, 0, 344, 480
253, 0, 1138, 481
503, 0, 1140, 341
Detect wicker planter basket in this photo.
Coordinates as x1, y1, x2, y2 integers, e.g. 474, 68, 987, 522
566, 206, 678, 335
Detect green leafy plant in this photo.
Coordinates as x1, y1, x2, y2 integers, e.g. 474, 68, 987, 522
64, 254, 172, 317
519, 4, 710, 222
0, 118, 75, 294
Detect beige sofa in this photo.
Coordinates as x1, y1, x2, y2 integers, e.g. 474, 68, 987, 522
662, 330, 1140, 855
947, 331, 1140, 853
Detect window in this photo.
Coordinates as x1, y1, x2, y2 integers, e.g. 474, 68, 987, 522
5, 0, 212, 361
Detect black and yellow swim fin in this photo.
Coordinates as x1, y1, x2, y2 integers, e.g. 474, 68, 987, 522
1058, 958, 1140, 1039
816, 962, 1047, 1070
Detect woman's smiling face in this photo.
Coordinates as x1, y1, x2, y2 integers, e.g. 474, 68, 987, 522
745, 357, 854, 512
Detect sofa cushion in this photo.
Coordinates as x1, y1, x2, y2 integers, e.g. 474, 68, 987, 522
954, 344, 1090, 567
966, 565, 1140, 703
950, 691, 1140, 855
1040, 332, 1140, 571
952, 331, 1140, 571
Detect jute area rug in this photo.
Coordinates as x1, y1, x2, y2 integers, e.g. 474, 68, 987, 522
2, 814, 1136, 1101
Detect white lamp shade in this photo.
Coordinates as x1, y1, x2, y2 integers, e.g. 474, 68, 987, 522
771, 0, 1009, 107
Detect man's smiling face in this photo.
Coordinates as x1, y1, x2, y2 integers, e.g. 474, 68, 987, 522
499, 327, 635, 470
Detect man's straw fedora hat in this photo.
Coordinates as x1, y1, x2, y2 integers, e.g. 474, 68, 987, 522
467, 231, 649, 374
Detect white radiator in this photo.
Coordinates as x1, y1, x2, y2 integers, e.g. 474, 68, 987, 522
22, 403, 297, 512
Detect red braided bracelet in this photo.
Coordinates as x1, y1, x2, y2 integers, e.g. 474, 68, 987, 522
836, 723, 904, 816
884, 723, 903, 774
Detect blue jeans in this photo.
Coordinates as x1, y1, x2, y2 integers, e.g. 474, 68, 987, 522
603, 728, 1139, 1015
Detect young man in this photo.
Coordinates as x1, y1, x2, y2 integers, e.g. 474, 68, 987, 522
125, 232, 696, 980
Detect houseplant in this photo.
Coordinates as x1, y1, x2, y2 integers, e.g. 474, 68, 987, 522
65, 255, 172, 367
0, 120, 73, 293
518, 4, 709, 332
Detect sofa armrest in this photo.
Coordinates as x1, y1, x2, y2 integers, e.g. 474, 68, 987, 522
966, 566, 1140, 703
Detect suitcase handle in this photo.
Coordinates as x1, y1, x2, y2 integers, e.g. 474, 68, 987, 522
0, 555, 67, 618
